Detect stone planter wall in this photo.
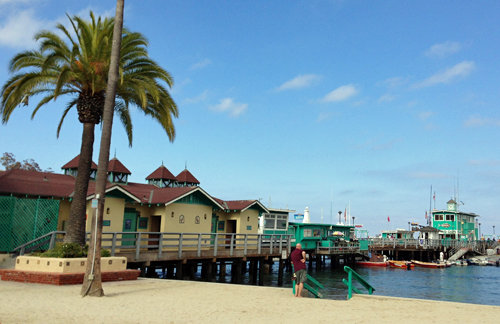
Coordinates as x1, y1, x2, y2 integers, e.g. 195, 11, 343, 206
15, 256, 127, 273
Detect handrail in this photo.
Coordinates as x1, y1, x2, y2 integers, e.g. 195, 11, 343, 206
316, 240, 360, 254
13, 231, 291, 260
342, 265, 375, 300
292, 265, 324, 298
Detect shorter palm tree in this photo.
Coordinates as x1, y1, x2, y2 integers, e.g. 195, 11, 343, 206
1, 12, 178, 245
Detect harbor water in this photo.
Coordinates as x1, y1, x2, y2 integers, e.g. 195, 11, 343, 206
268, 260, 500, 306
157, 258, 500, 306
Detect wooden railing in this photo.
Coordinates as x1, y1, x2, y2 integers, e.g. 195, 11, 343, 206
13, 231, 292, 260
316, 240, 360, 254
366, 238, 495, 253
342, 265, 375, 300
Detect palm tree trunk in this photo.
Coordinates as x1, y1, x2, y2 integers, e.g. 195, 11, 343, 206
81, 0, 125, 297
64, 122, 95, 245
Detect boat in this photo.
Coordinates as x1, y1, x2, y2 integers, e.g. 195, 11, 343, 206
355, 261, 388, 267
411, 260, 447, 268
388, 260, 414, 269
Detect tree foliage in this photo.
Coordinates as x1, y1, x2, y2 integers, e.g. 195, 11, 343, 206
0, 152, 48, 172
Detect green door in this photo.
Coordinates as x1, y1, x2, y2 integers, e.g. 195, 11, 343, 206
210, 214, 218, 245
122, 208, 137, 246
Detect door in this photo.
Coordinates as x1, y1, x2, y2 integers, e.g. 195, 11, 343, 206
226, 220, 237, 249
210, 214, 218, 245
122, 208, 138, 246
149, 215, 161, 249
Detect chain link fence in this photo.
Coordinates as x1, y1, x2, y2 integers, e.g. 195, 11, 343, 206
0, 196, 60, 252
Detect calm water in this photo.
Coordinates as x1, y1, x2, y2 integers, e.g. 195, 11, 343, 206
265, 260, 500, 306
157, 260, 500, 306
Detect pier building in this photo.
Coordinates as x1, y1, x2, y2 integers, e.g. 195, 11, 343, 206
431, 199, 479, 240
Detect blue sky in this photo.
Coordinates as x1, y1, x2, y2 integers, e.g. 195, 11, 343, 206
1, 1, 499, 237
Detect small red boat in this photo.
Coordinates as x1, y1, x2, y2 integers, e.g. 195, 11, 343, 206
355, 261, 388, 267
411, 260, 446, 268
388, 260, 415, 269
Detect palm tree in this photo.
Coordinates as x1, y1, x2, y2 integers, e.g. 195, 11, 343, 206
1, 11, 178, 245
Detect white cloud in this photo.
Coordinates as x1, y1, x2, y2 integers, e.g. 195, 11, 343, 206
378, 94, 395, 103
464, 114, 500, 128
210, 98, 247, 117
425, 41, 462, 58
190, 58, 212, 70
0, 8, 46, 48
183, 90, 209, 104
316, 111, 339, 123
418, 111, 435, 120
321, 84, 358, 103
276, 74, 321, 91
413, 61, 475, 88
378, 76, 409, 88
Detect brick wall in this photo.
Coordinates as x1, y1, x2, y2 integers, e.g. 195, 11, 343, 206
0, 269, 140, 285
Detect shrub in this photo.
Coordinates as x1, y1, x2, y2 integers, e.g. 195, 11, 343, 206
101, 249, 111, 257
29, 243, 111, 258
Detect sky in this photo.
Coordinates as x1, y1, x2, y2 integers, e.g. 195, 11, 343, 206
1, 0, 500, 237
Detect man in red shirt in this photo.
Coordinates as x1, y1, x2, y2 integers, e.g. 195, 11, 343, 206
290, 243, 307, 297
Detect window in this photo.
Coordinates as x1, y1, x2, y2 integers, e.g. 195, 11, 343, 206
265, 219, 276, 229
303, 229, 312, 237
445, 214, 455, 221
435, 214, 443, 221
313, 229, 321, 237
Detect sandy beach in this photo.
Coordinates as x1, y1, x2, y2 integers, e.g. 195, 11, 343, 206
0, 277, 499, 324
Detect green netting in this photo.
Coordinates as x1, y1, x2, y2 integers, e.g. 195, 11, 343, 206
0, 196, 60, 252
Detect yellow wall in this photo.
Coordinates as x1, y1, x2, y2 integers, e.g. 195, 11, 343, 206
161, 203, 212, 233
214, 209, 260, 234
85, 197, 126, 232
57, 200, 72, 231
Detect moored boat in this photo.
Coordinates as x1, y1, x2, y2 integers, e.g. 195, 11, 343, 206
411, 260, 447, 268
355, 261, 388, 267
388, 260, 415, 269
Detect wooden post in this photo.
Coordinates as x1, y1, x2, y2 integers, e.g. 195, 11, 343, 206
176, 261, 183, 280
140, 263, 146, 278
205, 261, 213, 282
278, 257, 284, 287
258, 258, 264, 286
250, 260, 257, 285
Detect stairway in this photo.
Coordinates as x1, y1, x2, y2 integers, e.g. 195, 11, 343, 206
448, 248, 469, 261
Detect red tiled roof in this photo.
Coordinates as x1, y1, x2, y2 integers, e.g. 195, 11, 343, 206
0, 169, 76, 198
108, 157, 131, 174
145, 165, 176, 181
176, 169, 199, 184
61, 155, 98, 170
225, 200, 258, 210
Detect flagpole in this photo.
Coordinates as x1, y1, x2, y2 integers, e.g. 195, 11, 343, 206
429, 185, 432, 226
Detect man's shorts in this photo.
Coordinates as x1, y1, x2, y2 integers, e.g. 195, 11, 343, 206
295, 269, 307, 284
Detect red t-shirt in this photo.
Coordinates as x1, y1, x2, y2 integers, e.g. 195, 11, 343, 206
291, 248, 306, 271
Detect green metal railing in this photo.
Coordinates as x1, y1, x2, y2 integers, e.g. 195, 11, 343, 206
291, 265, 324, 298
342, 266, 375, 300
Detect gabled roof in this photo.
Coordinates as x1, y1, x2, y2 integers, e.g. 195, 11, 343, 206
176, 169, 199, 184
61, 155, 98, 170
215, 199, 269, 213
0, 169, 76, 198
108, 157, 131, 174
146, 165, 176, 181
447, 199, 457, 204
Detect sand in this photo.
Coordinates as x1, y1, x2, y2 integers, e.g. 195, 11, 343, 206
0, 278, 499, 324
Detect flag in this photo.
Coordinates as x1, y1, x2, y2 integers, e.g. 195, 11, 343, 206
425, 210, 428, 219
344, 206, 347, 222
387, 216, 390, 222
433, 192, 435, 201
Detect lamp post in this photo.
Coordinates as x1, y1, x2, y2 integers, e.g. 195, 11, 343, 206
352, 216, 355, 227
408, 221, 411, 232
479, 223, 481, 239
493, 225, 496, 239
338, 211, 342, 225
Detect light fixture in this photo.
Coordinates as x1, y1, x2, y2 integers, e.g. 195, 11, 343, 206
204, 214, 207, 219
106, 208, 110, 214
171, 212, 174, 218
247, 216, 250, 222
